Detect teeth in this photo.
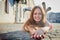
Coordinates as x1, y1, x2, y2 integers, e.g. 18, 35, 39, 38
36, 18, 39, 19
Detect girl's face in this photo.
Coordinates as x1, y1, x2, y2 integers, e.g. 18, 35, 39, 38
33, 8, 42, 22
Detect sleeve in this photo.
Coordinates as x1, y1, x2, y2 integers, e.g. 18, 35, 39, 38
24, 25, 36, 34
42, 20, 52, 32
45, 20, 52, 30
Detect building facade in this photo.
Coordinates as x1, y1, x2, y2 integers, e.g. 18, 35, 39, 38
0, 0, 35, 23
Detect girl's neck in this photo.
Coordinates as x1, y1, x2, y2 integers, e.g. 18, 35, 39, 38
36, 21, 39, 24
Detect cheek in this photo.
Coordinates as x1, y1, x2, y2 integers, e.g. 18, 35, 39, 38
40, 15, 42, 18
40, 15, 42, 19
33, 15, 35, 19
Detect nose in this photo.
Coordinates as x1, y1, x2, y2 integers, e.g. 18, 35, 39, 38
36, 13, 40, 16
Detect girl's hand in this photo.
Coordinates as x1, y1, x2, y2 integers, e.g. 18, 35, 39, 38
31, 31, 45, 39
31, 34, 45, 40
30, 29, 36, 38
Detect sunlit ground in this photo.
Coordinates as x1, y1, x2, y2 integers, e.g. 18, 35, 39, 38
0, 23, 60, 40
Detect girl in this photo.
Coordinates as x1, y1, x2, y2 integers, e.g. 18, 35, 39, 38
23, 6, 52, 40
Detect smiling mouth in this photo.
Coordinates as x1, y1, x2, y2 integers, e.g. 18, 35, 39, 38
35, 18, 40, 21
35, 17, 40, 19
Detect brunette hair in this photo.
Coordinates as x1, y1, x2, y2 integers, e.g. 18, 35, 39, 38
24, 6, 45, 31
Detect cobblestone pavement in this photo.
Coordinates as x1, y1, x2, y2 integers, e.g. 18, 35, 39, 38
0, 23, 60, 40
0, 30, 60, 40
0, 31, 32, 40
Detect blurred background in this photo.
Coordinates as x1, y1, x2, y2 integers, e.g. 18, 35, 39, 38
0, 0, 60, 40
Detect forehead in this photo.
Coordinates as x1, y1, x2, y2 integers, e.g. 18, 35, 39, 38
34, 8, 41, 13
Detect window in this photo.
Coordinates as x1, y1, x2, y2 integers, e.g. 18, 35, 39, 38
47, 12, 60, 23
14, 0, 27, 4
21, 0, 27, 4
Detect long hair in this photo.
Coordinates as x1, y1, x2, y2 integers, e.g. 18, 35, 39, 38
23, 6, 45, 31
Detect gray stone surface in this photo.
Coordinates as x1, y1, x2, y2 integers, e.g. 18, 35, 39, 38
0, 31, 31, 40
0, 23, 60, 40
0, 29, 60, 40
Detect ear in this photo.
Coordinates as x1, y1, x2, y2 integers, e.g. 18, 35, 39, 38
42, 2, 46, 12
42, 2, 51, 23
42, 2, 47, 23
42, 2, 51, 13
46, 7, 51, 13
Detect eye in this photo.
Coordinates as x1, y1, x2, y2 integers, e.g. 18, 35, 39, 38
34, 13, 42, 15
38, 13, 42, 15
34, 13, 37, 15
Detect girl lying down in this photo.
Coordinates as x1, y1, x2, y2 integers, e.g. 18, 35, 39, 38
23, 6, 52, 40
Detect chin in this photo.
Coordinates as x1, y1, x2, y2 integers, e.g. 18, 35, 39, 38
36, 21, 39, 22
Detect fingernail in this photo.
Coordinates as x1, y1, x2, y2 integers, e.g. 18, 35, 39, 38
42, 35, 44, 38
40, 35, 41, 37
37, 35, 39, 38
31, 36, 33, 38
34, 35, 36, 38
39, 35, 41, 38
